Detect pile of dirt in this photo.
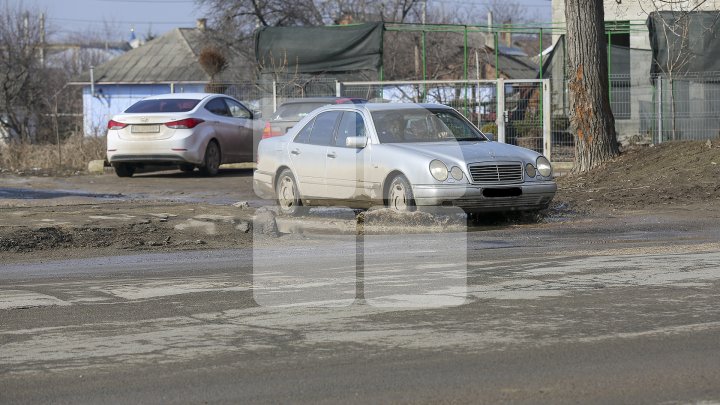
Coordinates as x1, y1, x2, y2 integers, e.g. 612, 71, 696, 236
0, 198, 261, 255
358, 208, 462, 227
556, 140, 720, 212
0, 225, 196, 253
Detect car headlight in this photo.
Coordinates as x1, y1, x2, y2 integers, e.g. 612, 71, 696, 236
429, 160, 448, 181
525, 163, 537, 178
450, 166, 463, 181
536, 156, 552, 177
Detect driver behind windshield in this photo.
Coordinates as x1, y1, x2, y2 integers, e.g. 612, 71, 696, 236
376, 113, 405, 142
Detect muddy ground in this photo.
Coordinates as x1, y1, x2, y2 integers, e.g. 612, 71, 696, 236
1, 140, 719, 262
556, 139, 720, 211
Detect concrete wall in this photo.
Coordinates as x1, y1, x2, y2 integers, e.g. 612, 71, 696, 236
550, 0, 720, 142
552, 0, 720, 49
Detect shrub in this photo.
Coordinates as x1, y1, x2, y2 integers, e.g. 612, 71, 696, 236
0, 135, 106, 175
480, 122, 497, 135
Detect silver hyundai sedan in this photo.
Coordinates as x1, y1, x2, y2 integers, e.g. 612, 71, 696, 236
107, 93, 260, 177
254, 103, 556, 214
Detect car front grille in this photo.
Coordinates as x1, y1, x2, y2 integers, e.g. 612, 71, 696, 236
468, 163, 523, 184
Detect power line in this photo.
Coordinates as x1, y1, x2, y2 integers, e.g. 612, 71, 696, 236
429, 0, 551, 9
49, 17, 196, 26
94, 0, 196, 2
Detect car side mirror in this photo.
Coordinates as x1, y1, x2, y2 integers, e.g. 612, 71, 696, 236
346, 136, 367, 149
484, 132, 494, 141
252, 110, 262, 119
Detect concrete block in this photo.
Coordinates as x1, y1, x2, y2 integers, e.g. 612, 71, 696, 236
88, 160, 106, 174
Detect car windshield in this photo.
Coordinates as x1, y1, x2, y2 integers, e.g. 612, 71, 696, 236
371, 108, 488, 144
272, 103, 328, 121
125, 99, 200, 113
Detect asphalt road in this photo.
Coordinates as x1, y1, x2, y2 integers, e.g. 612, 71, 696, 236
2, 207, 720, 404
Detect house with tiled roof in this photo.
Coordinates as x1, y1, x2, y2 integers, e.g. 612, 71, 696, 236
71, 19, 243, 136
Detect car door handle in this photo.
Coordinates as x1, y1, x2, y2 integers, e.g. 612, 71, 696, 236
290, 149, 301, 155
327, 152, 336, 158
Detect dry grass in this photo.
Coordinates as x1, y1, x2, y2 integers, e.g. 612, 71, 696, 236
0, 135, 106, 175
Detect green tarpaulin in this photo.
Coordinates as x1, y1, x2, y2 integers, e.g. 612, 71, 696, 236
255, 22, 383, 79
648, 11, 720, 75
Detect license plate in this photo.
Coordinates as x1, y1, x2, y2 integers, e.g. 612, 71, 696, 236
131, 124, 160, 133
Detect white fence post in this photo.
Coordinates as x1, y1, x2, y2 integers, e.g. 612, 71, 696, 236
272, 81, 277, 113
542, 79, 551, 160
336, 80, 341, 97
496, 78, 505, 143
656, 76, 663, 144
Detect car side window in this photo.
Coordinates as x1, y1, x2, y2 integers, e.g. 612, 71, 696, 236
225, 98, 251, 119
335, 112, 366, 147
294, 118, 315, 144
205, 98, 231, 117
308, 111, 341, 146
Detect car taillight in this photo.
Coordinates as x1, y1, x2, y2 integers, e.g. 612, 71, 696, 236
165, 118, 204, 129
262, 122, 282, 139
107, 120, 127, 130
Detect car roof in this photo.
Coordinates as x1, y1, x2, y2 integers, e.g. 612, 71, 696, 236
320, 102, 453, 112
279, 97, 367, 106
141, 93, 222, 101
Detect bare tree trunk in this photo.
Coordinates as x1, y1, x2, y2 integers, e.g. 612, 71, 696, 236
564, 0, 619, 173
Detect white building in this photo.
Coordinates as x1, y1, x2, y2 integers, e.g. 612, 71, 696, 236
550, 0, 720, 142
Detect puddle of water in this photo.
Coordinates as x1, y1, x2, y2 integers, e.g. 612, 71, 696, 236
0, 187, 124, 200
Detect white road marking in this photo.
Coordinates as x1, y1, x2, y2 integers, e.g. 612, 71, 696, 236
0, 290, 70, 310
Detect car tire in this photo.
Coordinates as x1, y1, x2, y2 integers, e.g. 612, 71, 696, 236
179, 164, 195, 172
276, 169, 306, 216
199, 140, 221, 176
113, 163, 135, 178
386, 174, 416, 212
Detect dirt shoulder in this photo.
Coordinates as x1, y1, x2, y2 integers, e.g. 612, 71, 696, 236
0, 168, 260, 263
2, 140, 720, 263
556, 140, 720, 212
0, 200, 256, 263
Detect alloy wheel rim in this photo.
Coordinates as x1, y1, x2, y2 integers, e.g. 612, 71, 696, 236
390, 182, 407, 211
279, 176, 296, 209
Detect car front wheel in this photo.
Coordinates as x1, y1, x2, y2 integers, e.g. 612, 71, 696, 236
386, 174, 416, 212
276, 169, 306, 216
199, 141, 221, 176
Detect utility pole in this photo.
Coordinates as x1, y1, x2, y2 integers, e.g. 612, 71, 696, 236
40, 13, 46, 67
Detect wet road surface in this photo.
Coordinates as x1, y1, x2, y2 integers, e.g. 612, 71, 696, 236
2, 210, 720, 404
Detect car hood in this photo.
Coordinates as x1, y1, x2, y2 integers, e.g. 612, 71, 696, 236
383, 141, 542, 164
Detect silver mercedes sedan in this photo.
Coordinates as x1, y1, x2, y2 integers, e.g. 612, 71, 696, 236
253, 103, 557, 215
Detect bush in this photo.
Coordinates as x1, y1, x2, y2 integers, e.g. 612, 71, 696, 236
0, 135, 106, 175
513, 113, 542, 138
480, 122, 497, 135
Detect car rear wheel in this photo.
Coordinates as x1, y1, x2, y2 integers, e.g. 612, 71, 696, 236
276, 169, 306, 216
199, 141, 220, 176
386, 175, 416, 212
113, 163, 135, 178
178, 164, 195, 172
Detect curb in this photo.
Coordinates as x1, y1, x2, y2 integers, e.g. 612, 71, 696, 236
552, 162, 574, 176
275, 217, 357, 234
220, 162, 256, 170
87, 160, 108, 174
87, 161, 256, 174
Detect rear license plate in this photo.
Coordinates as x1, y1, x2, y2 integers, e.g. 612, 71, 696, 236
131, 124, 160, 133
